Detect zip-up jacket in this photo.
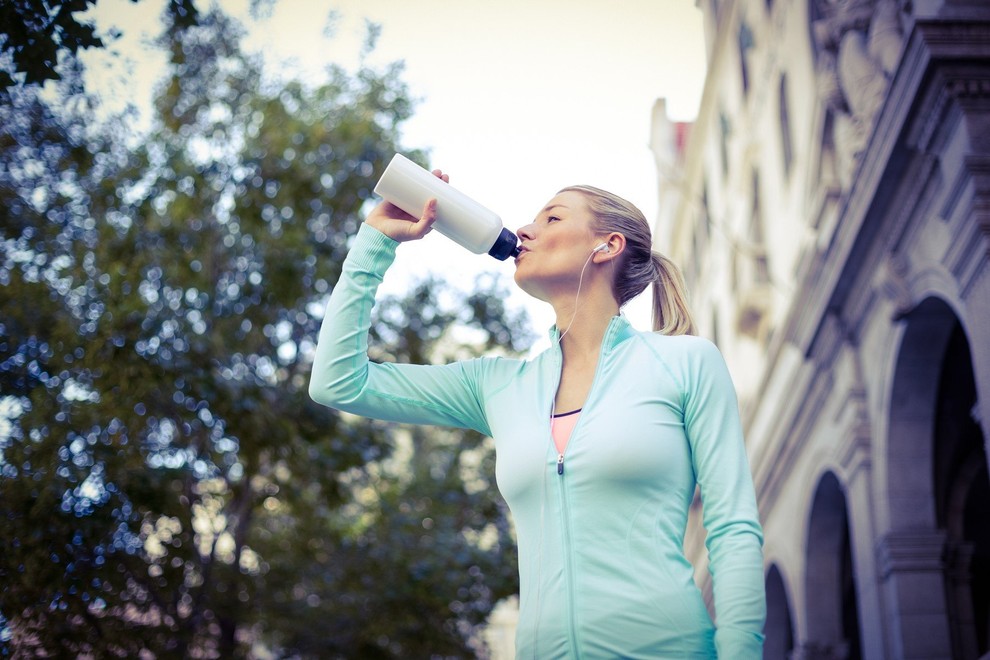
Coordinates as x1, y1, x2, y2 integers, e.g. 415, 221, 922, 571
310, 224, 766, 658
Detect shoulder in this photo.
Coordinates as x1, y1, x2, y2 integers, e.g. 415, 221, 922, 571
465, 352, 529, 386
629, 332, 732, 392
634, 331, 724, 365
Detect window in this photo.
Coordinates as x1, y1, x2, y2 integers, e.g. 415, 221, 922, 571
750, 172, 770, 284
779, 75, 793, 175
738, 22, 754, 95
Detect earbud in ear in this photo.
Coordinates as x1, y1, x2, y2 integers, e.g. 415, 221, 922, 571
593, 243, 609, 253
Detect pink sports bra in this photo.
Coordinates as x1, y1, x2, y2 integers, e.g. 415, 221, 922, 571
550, 408, 582, 454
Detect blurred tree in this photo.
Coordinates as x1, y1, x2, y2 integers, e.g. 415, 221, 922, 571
257, 277, 528, 658
0, 7, 529, 658
0, 0, 200, 93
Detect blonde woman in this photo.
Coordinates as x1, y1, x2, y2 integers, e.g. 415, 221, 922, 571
310, 169, 766, 659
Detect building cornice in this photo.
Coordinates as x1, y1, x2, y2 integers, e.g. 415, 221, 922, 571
786, 19, 990, 363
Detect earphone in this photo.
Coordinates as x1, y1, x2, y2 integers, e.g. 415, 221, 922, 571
593, 243, 609, 253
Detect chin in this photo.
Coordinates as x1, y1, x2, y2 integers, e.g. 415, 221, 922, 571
513, 272, 549, 303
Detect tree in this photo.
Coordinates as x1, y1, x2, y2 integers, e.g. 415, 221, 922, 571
0, 8, 529, 657
255, 277, 528, 658
0, 0, 199, 93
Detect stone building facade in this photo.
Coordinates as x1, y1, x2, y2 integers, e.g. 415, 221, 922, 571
652, 1, 990, 658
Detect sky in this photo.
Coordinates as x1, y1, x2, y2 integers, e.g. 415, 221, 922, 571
82, 0, 707, 352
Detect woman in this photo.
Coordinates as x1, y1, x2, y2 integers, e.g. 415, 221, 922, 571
309, 169, 766, 659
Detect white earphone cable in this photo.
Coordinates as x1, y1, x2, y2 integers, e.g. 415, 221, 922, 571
533, 243, 605, 656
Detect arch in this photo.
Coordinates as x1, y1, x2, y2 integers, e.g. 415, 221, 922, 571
881, 295, 988, 657
804, 471, 863, 659
885, 297, 959, 531
933, 321, 989, 657
765, 564, 795, 660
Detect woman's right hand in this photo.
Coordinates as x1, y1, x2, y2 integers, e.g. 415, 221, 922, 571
365, 169, 449, 242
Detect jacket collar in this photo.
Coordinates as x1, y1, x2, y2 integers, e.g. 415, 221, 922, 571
547, 314, 636, 355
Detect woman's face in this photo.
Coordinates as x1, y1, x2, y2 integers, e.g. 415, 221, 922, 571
513, 190, 601, 302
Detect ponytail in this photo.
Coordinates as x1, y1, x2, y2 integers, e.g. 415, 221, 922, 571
650, 252, 696, 336
558, 184, 698, 337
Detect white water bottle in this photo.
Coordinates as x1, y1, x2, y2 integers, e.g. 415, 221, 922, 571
373, 153, 521, 261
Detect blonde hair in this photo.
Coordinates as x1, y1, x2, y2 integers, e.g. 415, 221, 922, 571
559, 185, 697, 336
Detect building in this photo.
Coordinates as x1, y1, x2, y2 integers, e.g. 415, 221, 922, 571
652, 1, 990, 658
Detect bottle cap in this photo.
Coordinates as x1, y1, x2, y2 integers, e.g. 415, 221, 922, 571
487, 227, 521, 261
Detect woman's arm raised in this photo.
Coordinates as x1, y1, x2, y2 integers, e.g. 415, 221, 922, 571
308, 179, 493, 436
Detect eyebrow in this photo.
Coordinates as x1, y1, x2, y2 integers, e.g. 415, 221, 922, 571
542, 204, 569, 213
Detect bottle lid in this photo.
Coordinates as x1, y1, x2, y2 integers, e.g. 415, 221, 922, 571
488, 227, 521, 261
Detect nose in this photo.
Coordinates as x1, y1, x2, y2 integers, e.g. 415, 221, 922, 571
517, 223, 536, 242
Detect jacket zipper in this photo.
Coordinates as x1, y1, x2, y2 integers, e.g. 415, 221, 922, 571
547, 340, 584, 654
548, 321, 616, 657
557, 467, 581, 657
553, 325, 612, 477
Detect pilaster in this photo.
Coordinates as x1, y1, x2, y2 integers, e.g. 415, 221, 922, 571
876, 530, 952, 659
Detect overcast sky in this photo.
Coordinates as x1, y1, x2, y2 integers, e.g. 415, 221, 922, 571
82, 0, 708, 350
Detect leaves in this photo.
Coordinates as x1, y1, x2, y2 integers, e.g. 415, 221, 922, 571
0, 0, 201, 93
0, 6, 529, 658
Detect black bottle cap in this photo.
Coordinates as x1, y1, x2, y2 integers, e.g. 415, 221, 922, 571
488, 227, 521, 261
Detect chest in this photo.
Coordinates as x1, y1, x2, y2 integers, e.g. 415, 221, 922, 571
489, 350, 695, 506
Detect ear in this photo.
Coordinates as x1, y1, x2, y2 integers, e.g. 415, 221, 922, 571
592, 232, 626, 263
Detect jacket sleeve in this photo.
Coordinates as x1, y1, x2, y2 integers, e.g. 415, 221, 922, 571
682, 337, 766, 659
308, 223, 492, 436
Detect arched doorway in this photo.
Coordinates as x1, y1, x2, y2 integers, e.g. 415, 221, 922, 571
885, 297, 989, 658
764, 564, 795, 660
934, 320, 989, 658
804, 472, 863, 660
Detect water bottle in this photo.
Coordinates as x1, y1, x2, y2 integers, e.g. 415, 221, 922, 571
373, 153, 521, 261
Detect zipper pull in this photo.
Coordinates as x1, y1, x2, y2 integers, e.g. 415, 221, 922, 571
557, 453, 564, 476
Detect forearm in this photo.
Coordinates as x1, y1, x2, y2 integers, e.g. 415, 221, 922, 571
308, 223, 491, 433
309, 222, 398, 411
710, 527, 766, 658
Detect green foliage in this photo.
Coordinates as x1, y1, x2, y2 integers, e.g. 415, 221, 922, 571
0, 0, 200, 93
0, 8, 529, 658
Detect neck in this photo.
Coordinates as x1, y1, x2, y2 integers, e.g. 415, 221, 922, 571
552, 286, 620, 360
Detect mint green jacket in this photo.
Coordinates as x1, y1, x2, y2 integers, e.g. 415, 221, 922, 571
310, 224, 766, 659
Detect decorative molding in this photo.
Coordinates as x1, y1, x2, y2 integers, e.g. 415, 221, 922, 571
945, 76, 990, 101
950, 217, 990, 300
910, 71, 990, 154
912, 20, 990, 60
940, 154, 978, 223
945, 155, 990, 297
808, 311, 848, 369
837, 414, 872, 483
843, 151, 941, 331
793, 19, 990, 364
876, 253, 914, 320
886, 152, 943, 254
790, 641, 853, 660
876, 530, 946, 579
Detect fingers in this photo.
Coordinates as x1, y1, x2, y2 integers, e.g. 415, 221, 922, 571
406, 198, 439, 240
431, 169, 450, 184
369, 200, 416, 223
